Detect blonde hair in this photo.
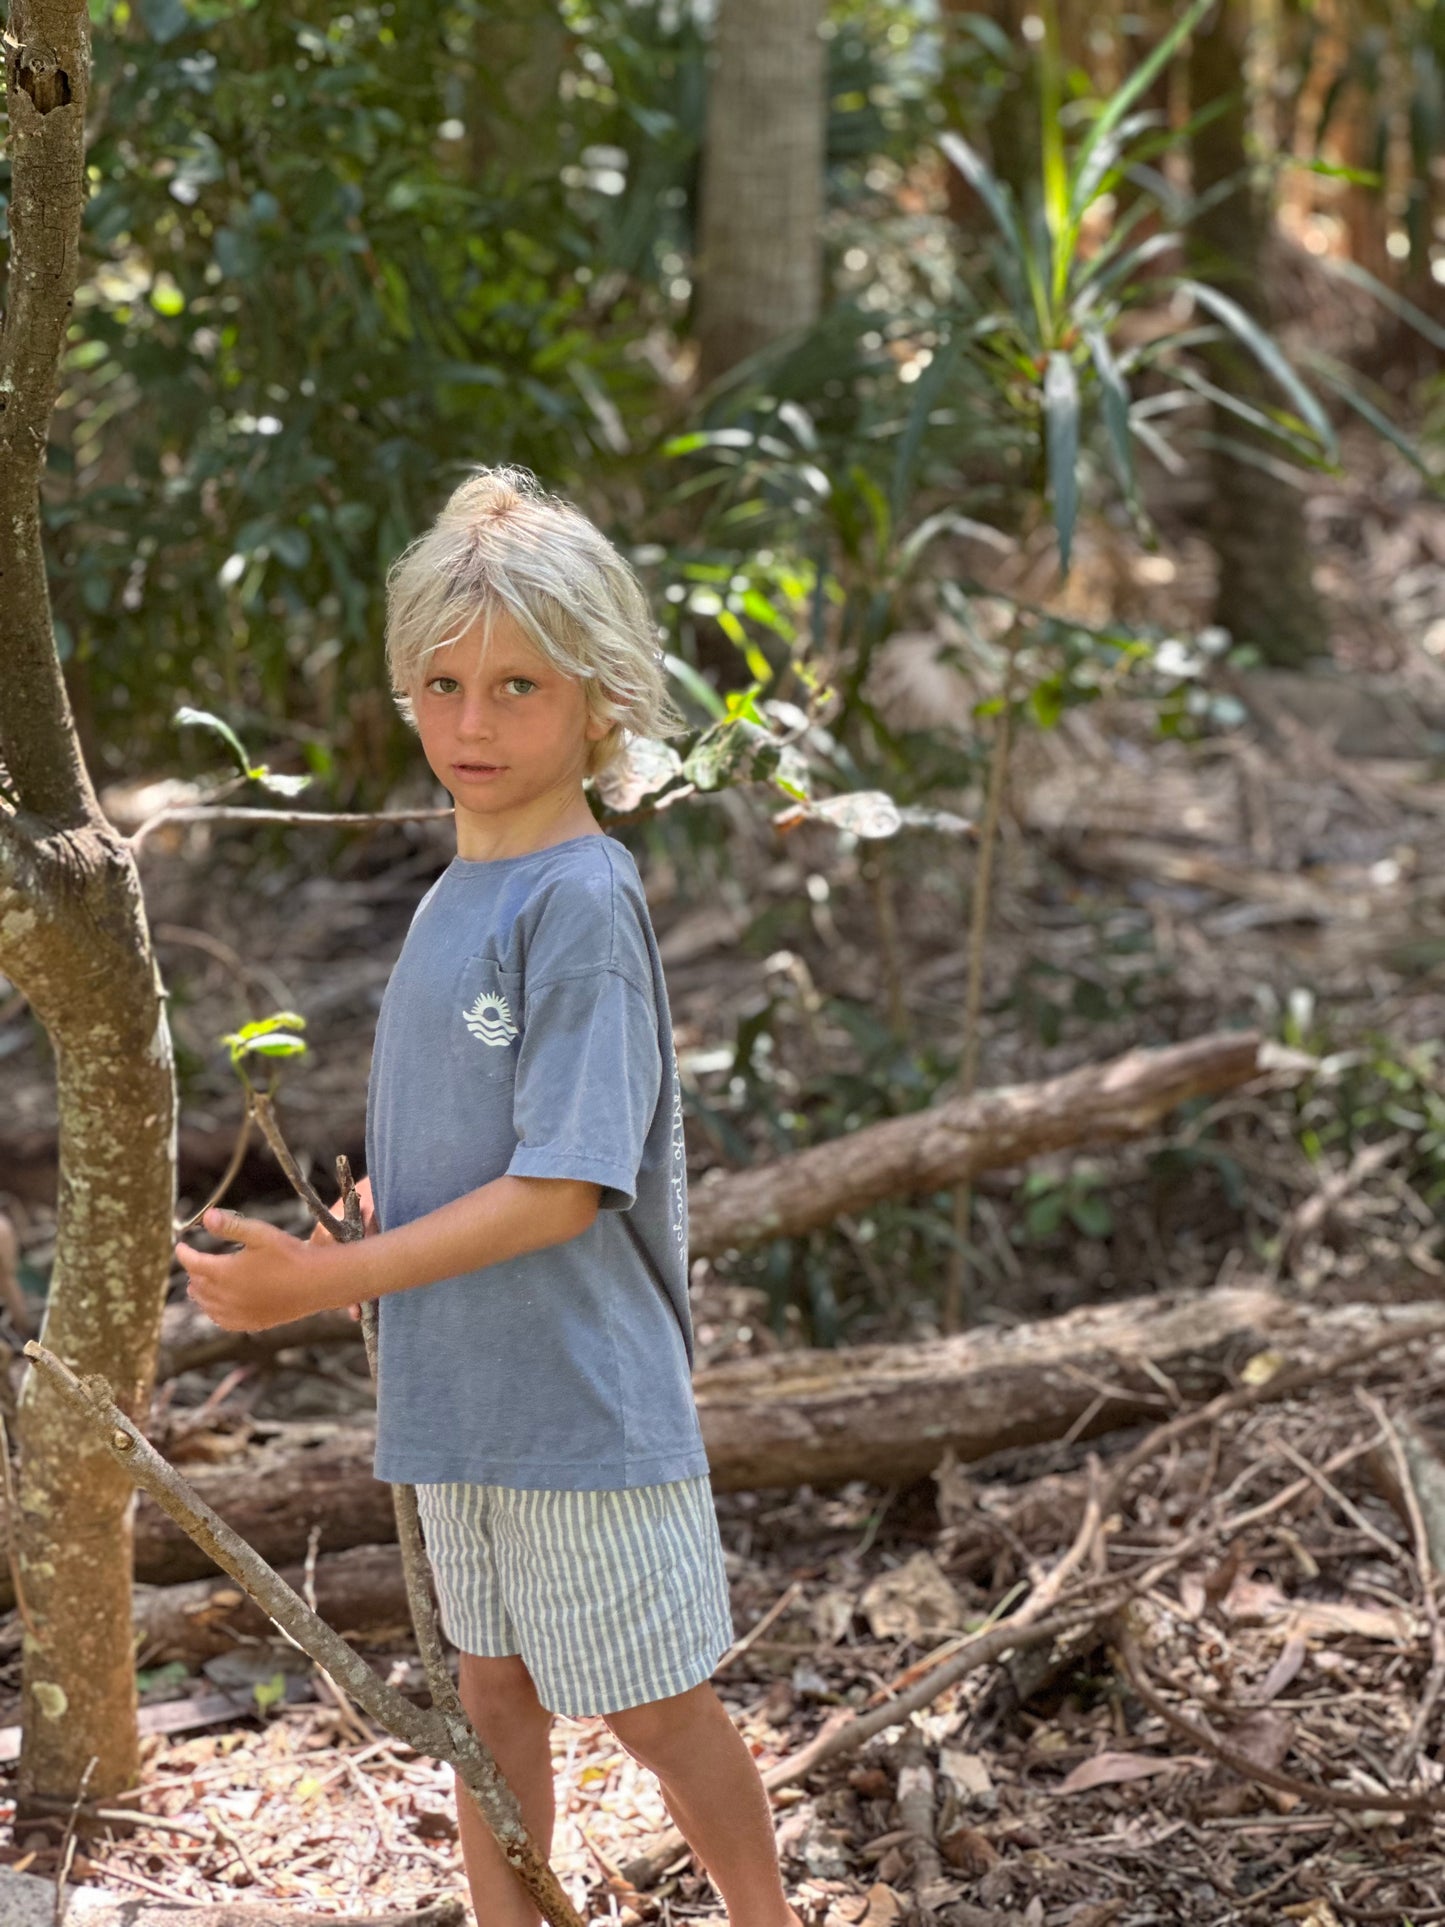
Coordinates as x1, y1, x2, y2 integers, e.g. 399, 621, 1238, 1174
383, 464, 688, 779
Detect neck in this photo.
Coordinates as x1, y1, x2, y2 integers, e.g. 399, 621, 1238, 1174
453, 790, 602, 863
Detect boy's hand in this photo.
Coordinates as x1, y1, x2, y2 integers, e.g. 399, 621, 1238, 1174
309, 1176, 378, 1321
178, 1205, 358, 1332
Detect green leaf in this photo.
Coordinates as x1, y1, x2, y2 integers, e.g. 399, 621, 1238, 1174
663, 653, 727, 721
1177, 278, 1337, 459
889, 332, 961, 524
1288, 158, 1383, 188
173, 705, 251, 776
1304, 356, 1435, 479
1025, 1193, 1065, 1240
1083, 325, 1137, 507
237, 1033, 307, 1059
1068, 1190, 1113, 1238
896, 511, 1010, 577
1070, 0, 1215, 212
1029, 675, 1066, 728
1043, 350, 1080, 576
233, 1013, 307, 1042
681, 716, 773, 791
269, 528, 311, 571
1317, 255, 1445, 354
1038, 1, 1070, 303
254, 770, 312, 797
252, 1672, 287, 1712
938, 129, 1037, 335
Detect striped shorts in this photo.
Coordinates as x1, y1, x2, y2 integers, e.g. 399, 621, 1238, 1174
413, 1474, 735, 1718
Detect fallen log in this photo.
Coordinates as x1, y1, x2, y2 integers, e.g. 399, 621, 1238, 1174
11, 1285, 1431, 1608
686, 1028, 1269, 1255
154, 1029, 1279, 1381
157, 1301, 359, 1382
126, 1284, 1282, 1589
132, 1542, 413, 1663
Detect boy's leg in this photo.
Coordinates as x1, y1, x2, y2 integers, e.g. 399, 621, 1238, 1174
454, 1651, 557, 1927
604, 1681, 801, 1927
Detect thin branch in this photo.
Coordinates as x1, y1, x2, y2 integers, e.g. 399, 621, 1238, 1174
248, 1094, 344, 1235
1357, 1388, 1445, 1782
22, 1337, 586, 1927
174, 1106, 254, 1237
1113, 1619, 1445, 1816
126, 803, 457, 854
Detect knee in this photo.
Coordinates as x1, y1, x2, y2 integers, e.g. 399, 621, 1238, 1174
604, 1682, 713, 1772
457, 1652, 551, 1740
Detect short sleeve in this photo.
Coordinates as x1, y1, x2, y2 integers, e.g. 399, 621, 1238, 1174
505, 967, 662, 1212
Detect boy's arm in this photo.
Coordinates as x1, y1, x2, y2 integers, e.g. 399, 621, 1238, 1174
178, 1176, 599, 1333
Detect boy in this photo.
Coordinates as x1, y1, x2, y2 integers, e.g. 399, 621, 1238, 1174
176, 466, 802, 1927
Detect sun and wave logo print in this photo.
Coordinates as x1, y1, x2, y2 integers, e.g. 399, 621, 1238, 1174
462, 987, 520, 1048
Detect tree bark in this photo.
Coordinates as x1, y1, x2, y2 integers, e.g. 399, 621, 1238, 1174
8, 1280, 1347, 1613
1, 0, 179, 1814
1188, 0, 1328, 666
693, 0, 826, 386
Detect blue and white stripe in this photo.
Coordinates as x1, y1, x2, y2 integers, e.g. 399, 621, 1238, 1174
414, 1475, 735, 1717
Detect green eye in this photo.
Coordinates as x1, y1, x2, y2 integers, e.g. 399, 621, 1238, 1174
506, 677, 537, 695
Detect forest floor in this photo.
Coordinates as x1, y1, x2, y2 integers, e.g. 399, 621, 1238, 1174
3, 428, 1445, 1922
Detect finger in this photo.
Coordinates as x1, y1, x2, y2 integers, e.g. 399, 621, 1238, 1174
347, 1304, 360, 1322
205, 1202, 275, 1248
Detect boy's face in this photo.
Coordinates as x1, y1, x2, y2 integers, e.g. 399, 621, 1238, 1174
410, 611, 611, 839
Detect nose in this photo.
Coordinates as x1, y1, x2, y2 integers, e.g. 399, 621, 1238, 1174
456, 688, 497, 743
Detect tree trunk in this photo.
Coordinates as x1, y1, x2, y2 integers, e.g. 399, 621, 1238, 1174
693, 0, 826, 386
1, 2, 178, 1813
7, 1280, 1365, 1616
1189, 0, 1328, 667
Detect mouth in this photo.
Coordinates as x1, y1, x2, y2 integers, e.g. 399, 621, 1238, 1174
452, 762, 505, 776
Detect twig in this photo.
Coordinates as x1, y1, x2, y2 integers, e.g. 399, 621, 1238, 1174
1356, 1387, 1445, 1782
205, 1804, 267, 1889
621, 1595, 1112, 1889
174, 1105, 255, 1236
21, 1337, 585, 1927
1112, 1614, 1445, 1816
714, 1580, 806, 1675
1273, 1132, 1410, 1280
944, 620, 1021, 1334
16, 1797, 211, 1841
1271, 1433, 1405, 1565
127, 803, 456, 854
247, 1095, 350, 1238
53, 1752, 96, 1926
622, 1460, 1109, 1888
895, 1731, 942, 1895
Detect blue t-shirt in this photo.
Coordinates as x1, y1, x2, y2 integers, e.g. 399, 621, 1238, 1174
364, 830, 709, 1490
